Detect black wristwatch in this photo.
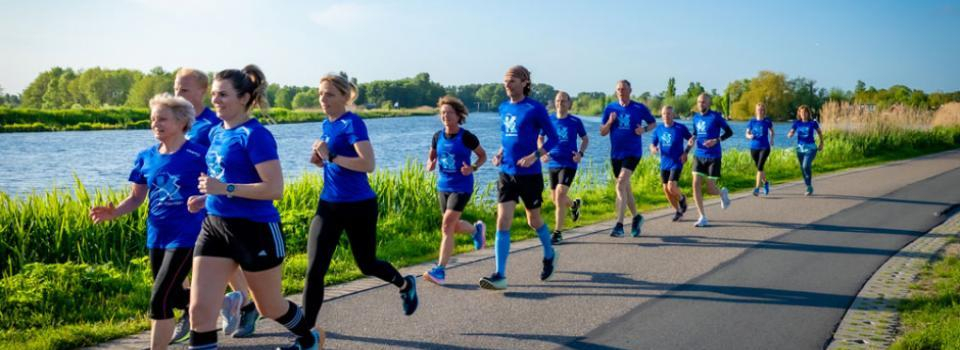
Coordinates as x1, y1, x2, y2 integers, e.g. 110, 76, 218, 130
328, 151, 338, 162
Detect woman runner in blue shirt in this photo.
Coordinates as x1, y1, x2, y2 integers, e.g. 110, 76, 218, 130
538, 91, 589, 244
424, 96, 488, 285
787, 105, 825, 196
173, 67, 258, 341
746, 102, 775, 196
90, 93, 205, 350
300, 74, 419, 344
189, 65, 320, 350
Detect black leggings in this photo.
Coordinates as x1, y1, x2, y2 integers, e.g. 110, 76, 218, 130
149, 248, 193, 320
302, 198, 404, 327
751, 148, 771, 171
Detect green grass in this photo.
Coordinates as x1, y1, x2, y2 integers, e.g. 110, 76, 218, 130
0, 126, 958, 349
890, 242, 960, 350
0, 107, 436, 133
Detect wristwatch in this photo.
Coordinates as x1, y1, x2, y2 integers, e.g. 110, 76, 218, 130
225, 183, 236, 198
328, 151, 338, 162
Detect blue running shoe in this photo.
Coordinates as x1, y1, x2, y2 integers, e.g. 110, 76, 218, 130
400, 275, 418, 315
763, 181, 770, 195
276, 329, 322, 350
424, 265, 446, 285
473, 221, 486, 250
610, 223, 625, 237
631, 214, 644, 237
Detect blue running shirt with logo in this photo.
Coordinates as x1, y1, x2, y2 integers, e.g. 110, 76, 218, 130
129, 141, 208, 248
204, 118, 281, 222
601, 101, 656, 159
652, 122, 692, 170
692, 110, 730, 159
319, 112, 377, 202
541, 114, 587, 169
499, 97, 558, 175
747, 117, 774, 150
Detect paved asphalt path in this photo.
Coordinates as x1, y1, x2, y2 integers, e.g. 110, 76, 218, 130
113, 150, 960, 349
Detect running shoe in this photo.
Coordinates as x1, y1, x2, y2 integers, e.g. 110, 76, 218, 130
610, 223, 625, 237
571, 198, 582, 222
672, 211, 683, 222
473, 221, 486, 250
805, 185, 813, 196
479, 273, 508, 290
424, 264, 446, 285
169, 311, 190, 344
220, 291, 242, 335
551, 230, 563, 244
631, 214, 644, 237
540, 253, 558, 281
694, 217, 709, 228
276, 329, 322, 350
763, 181, 770, 195
232, 304, 260, 338
679, 195, 688, 214
752, 187, 760, 197
720, 187, 731, 209
400, 275, 418, 316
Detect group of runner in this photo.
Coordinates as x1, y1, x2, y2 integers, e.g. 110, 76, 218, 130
88, 64, 824, 350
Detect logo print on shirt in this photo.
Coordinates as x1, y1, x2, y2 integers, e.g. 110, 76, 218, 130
207, 152, 225, 180
557, 126, 569, 142
799, 127, 810, 139
752, 126, 763, 137
438, 152, 456, 172
504, 114, 518, 136
696, 121, 707, 135
661, 132, 673, 146
618, 113, 631, 129
153, 173, 183, 202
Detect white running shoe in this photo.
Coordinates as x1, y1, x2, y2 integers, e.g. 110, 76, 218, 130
220, 291, 243, 335
720, 188, 731, 209
694, 217, 709, 228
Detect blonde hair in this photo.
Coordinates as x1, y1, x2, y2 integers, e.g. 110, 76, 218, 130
797, 105, 811, 119
320, 73, 359, 106
149, 92, 196, 132
175, 68, 209, 90
437, 95, 469, 124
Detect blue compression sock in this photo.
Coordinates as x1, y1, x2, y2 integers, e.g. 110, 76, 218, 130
535, 224, 555, 259
495, 230, 510, 276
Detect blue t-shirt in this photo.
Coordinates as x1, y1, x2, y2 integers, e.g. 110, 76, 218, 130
129, 141, 207, 249
433, 128, 477, 193
186, 107, 221, 148
319, 112, 377, 202
791, 120, 821, 148
652, 122, 693, 171
601, 101, 656, 159
499, 97, 558, 176
747, 117, 774, 150
541, 114, 587, 169
692, 110, 730, 159
204, 118, 281, 222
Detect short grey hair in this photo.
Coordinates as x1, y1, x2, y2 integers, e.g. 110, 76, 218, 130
149, 93, 196, 132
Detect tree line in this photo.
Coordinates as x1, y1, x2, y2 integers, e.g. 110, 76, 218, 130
4, 67, 959, 121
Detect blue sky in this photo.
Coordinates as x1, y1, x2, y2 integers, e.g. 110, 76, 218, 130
2, 0, 958, 95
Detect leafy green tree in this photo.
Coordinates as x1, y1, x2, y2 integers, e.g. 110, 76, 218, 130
291, 89, 320, 109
